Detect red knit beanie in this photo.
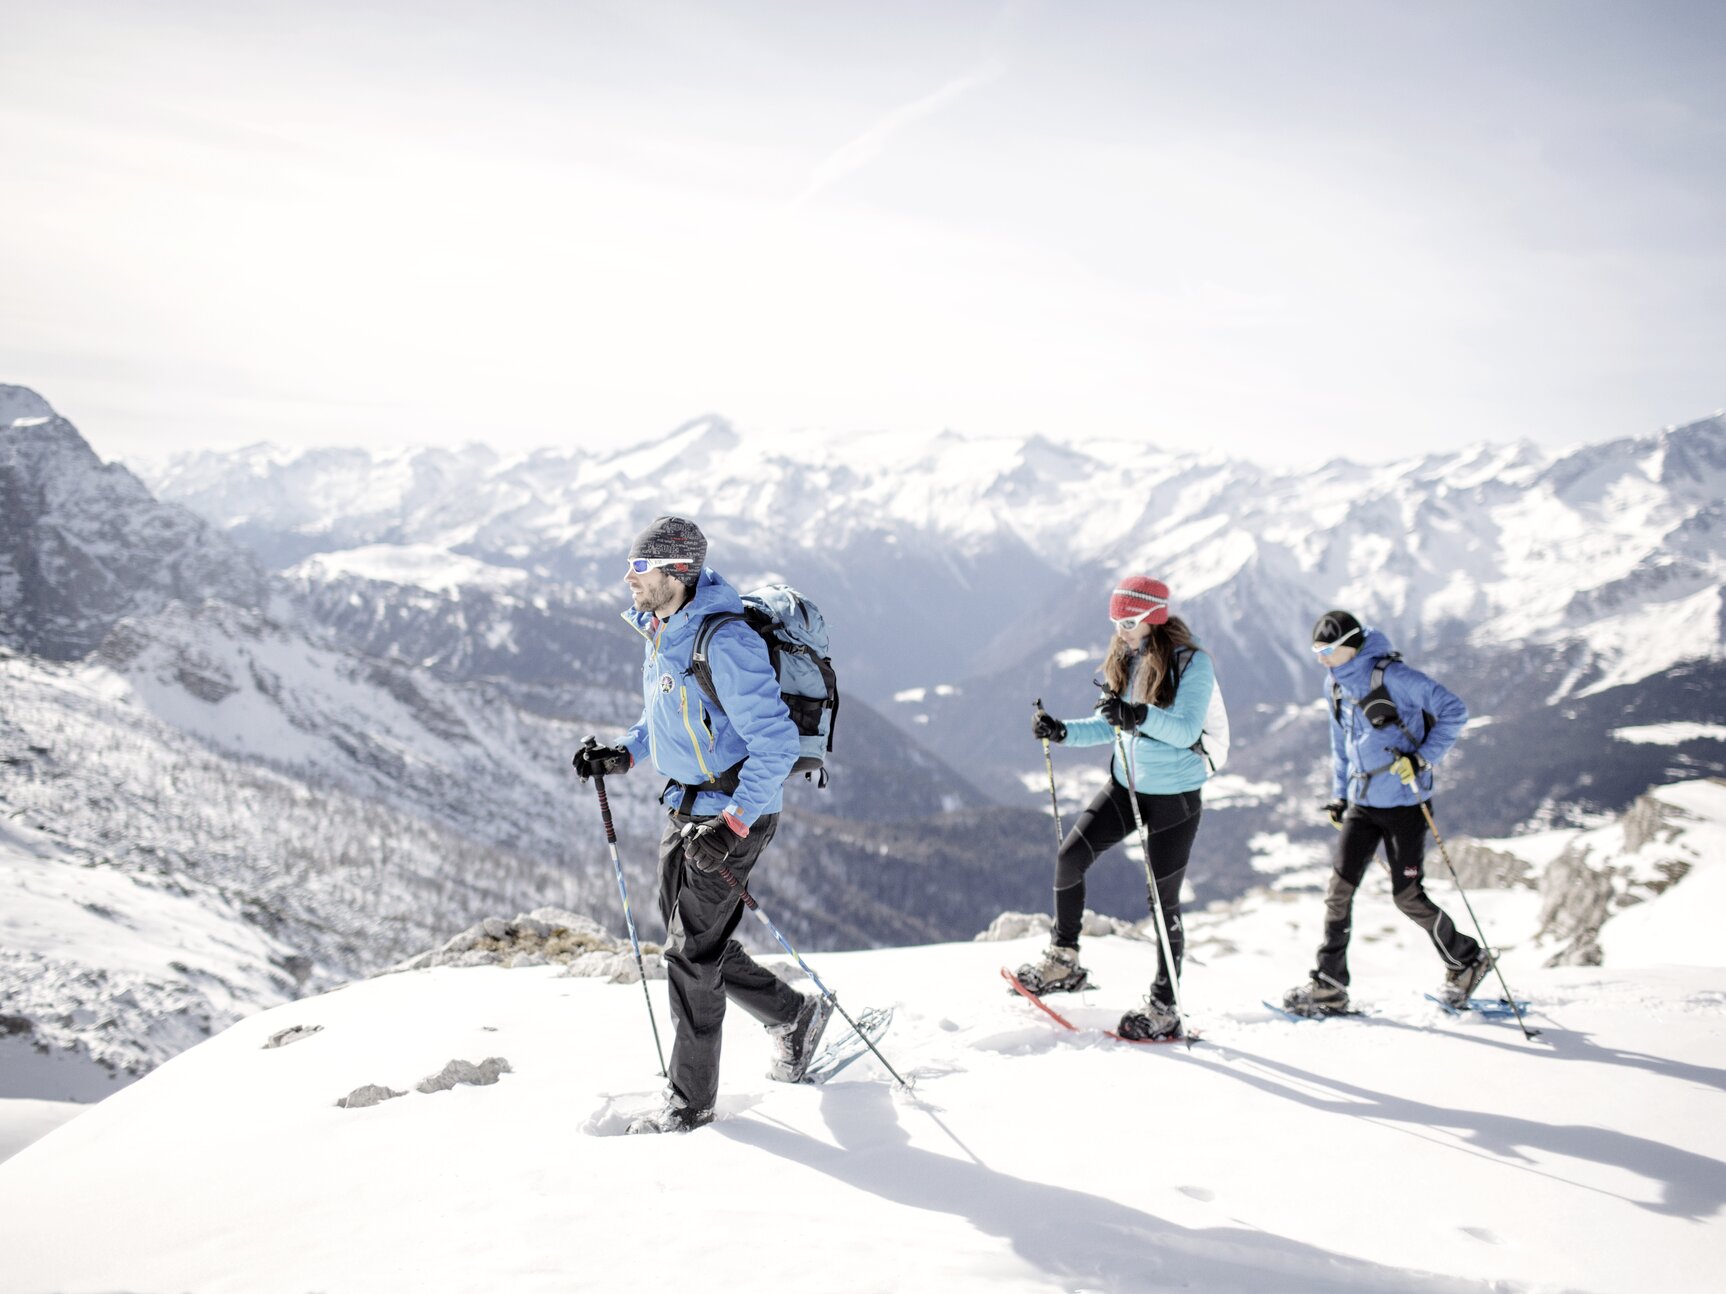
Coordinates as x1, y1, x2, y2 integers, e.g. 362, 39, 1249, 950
1109, 575, 1170, 625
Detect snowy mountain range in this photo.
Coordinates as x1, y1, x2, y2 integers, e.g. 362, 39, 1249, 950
3, 380, 1724, 1114
137, 403, 1726, 879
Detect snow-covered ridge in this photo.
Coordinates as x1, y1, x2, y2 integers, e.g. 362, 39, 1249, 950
2, 864, 1721, 1293
287, 544, 528, 595
136, 410, 1726, 693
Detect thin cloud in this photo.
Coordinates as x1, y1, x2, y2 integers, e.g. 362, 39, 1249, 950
793, 60, 1006, 208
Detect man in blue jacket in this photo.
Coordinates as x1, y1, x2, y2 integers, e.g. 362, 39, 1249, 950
1282, 610, 1493, 1016
573, 516, 831, 1133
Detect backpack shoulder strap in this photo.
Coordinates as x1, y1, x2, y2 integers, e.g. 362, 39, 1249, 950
1173, 644, 1213, 761
1369, 651, 1402, 692
689, 611, 746, 709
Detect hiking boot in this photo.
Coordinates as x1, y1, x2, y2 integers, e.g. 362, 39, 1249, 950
1438, 949, 1495, 1008
1116, 999, 1182, 1041
767, 991, 834, 1083
625, 1091, 714, 1135
1015, 943, 1091, 995
1282, 976, 1350, 1016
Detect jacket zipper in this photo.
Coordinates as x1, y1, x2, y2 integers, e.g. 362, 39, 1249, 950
679, 685, 716, 781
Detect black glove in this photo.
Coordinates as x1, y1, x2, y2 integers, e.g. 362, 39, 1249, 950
1322, 799, 1347, 831
1389, 751, 1426, 788
1095, 692, 1148, 730
572, 742, 631, 781
680, 818, 741, 874
1031, 702, 1067, 744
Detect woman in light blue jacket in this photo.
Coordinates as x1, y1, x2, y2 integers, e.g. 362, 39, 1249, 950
1016, 575, 1213, 1041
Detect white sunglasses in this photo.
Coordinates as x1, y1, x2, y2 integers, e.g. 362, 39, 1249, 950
1111, 610, 1157, 631
1312, 630, 1361, 655
626, 557, 687, 574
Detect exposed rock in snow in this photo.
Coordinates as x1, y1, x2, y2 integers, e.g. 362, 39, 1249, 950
335, 1083, 404, 1109
1531, 780, 1720, 965
263, 1025, 323, 1050
974, 910, 1146, 942
389, 908, 666, 980
415, 1057, 511, 1094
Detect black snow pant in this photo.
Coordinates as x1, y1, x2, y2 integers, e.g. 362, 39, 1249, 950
1052, 781, 1203, 1008
656, 809, 804, 1113
1313, 800, 1481, 988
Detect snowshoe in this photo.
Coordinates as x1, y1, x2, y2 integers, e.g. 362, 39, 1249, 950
767, 991, 835, 1083
1013, 943, 1092, 995
1437, 950, 1495, 1008
1281, 976, 1351, 1018
625, 1092, 713, 1135
1115, 999, 1182, 1042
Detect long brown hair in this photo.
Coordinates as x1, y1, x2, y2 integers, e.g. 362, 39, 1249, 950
1103, 616, 1195, 707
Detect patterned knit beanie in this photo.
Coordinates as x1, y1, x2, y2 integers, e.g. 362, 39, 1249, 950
629, 515, 706, 587
1109, 575, 1170, 626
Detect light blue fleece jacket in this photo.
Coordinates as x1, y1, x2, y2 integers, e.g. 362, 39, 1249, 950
1063, 647, 1214, 794
621, 569, 798, 824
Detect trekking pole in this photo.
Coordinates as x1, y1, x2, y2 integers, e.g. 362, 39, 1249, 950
581, 738, 667, 1076
715, 866, 912, 1090
1033, 698, 1065, 850
1112, 728, 1190, 1036
1416, 798, 1541, 1041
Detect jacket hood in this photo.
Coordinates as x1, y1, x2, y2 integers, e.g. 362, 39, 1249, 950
621, 567, 743, 642
1329, 627, 1396, 688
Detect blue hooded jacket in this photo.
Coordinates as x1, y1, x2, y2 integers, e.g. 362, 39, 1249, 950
1063, 646, 1214, 795
621, 569, 798, 824
1327, 628, 1467, 808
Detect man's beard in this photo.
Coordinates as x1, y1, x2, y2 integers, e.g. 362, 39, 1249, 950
641, 581, 686, 618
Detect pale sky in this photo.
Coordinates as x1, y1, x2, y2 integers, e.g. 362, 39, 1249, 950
2, 0, 1722, 467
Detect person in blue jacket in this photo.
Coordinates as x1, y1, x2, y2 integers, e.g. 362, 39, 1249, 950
573, 515, 831, 1133
1017, 575, 1213, 1041
1282, 609, 1493, 1016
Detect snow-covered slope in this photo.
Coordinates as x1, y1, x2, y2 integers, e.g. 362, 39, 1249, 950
1, 866, 1720, 1294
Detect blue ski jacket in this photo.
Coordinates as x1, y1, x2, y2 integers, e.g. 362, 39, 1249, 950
1327, 628, 1467, 808
621, 569, 798, 825
1063, 646, 1214, 795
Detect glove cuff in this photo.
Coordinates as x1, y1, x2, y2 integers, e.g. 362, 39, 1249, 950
720, 808, 748, 838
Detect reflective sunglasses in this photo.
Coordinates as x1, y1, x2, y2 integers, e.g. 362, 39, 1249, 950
1111, 609, 1157, 632
1311, 630, 1360, 656
626, 556, 687, 574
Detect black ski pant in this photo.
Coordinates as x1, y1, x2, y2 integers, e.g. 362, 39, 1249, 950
1052, 781, 1202, 1008
656, 809, 804, 1113
1313, 800, 1481, 988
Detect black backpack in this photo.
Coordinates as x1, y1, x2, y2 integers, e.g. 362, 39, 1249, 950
1330, 652, 1433, 747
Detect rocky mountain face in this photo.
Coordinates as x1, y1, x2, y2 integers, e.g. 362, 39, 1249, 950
1530, 779, 1723, 966
0, 388, 266, 660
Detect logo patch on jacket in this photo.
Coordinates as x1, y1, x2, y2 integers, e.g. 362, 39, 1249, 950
659, 673, 675, 694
